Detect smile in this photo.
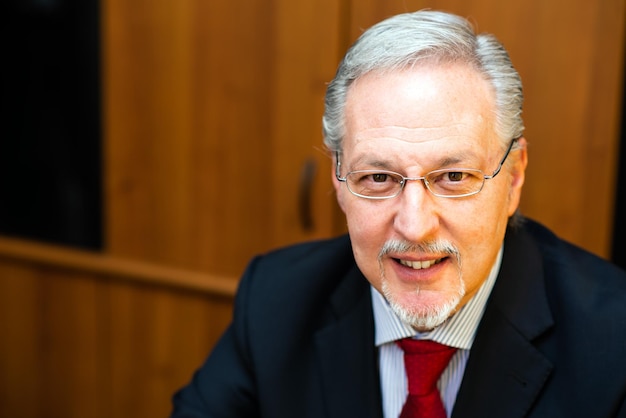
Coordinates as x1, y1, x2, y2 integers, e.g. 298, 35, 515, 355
398, 258, 444, 270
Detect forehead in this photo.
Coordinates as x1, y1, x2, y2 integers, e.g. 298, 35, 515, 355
342, 64, 498, 163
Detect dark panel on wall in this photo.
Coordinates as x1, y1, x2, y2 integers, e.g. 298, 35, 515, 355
611, 27, 625, 269
612, 62, 626, 269
0, 0, 102, 250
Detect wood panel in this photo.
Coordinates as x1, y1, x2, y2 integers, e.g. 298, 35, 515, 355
0, 237, 235, 418
102, 0, 345, 276
103, 0, 624, 274
346, 0, 625, 258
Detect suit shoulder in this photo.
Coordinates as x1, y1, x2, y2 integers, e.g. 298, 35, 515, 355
519, 219, 626, 324
260, 234, 352, 262
249, 234, 354, 276
522, 218, 626, 281
232, 234, 366, 346
236, 234, 358, 301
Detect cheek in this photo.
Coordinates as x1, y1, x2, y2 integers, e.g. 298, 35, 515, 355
346, 215, 387, 291
451, 196, 509, 289
459, 203, 508, 252
343, 201, 391, 257
344, 204, 382, 242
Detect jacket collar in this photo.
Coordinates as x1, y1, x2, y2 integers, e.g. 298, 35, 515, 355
452, 223, 554, 418
314, 263, 384, 418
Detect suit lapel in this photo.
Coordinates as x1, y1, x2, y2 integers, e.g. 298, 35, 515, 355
452, 225, 555, 418
314, 265, 383, 418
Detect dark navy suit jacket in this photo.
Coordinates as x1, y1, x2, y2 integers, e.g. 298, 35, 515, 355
171, 219, 626, 417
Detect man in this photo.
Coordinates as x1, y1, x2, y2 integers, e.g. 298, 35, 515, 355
171, 10, 626, 418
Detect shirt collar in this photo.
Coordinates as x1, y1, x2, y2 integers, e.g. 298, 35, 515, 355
371, 245, 503, 350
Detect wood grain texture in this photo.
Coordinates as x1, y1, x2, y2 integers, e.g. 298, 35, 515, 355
103, 0, 344, 276
0, 237, 234, 418
103, 0, 624, 272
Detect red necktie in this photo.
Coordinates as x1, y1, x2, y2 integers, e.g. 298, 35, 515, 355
396, 339, 457, 418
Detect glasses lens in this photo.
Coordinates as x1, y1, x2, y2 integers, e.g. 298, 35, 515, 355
346, 171, 403, 198
425, 169, 485, 196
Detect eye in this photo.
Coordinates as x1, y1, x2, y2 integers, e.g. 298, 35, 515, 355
352, 172, 398, 185
429, 170, 474, 184
372, 173, 389, 183
446, 171, 466, 182
347, 171, 403, 198
426, 169, 484, 196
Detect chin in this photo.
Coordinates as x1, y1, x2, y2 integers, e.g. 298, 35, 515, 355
382, 281, 464, 331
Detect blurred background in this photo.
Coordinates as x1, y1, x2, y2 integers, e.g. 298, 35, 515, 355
0, 0, 624, 416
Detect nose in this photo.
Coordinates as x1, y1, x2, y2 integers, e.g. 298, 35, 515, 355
393, 179, 441, 243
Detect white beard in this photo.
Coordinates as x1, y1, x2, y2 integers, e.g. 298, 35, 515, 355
378, 239, 464, 331
381, 279, 464, 331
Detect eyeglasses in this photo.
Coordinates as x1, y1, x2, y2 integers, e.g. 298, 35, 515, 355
335, 139, 518, 199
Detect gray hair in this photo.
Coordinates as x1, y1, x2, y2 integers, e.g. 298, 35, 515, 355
322, 10, 524, 153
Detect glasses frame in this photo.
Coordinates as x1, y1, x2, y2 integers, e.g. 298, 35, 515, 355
335, 138, 518, 200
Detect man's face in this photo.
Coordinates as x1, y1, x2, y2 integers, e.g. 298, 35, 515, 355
333, 64, 526, 331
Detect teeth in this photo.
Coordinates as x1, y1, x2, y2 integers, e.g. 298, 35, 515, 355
399, 258, 442, 270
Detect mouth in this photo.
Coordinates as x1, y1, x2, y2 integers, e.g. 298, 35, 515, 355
396, 257, 446, 270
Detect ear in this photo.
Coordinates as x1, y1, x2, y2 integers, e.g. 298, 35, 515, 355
331, 154, 347, 213
507, 137, 528, 216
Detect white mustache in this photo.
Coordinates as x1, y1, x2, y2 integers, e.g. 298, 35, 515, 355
378, 239, 461, 264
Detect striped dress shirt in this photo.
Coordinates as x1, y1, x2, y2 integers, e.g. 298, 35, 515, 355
371, 247, 503, 418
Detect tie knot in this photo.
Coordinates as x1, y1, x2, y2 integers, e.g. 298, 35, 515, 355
396, 339, 457, 396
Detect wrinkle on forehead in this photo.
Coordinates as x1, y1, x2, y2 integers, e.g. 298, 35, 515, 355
351, 124, 481, 145
344, 65, 495, 143
341, 64, 498, 171
346, 147, 482, 173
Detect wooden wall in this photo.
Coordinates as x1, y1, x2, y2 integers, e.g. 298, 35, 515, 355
0, 237, 235, 418
103, 0, 345, 276
103, 0, 624, 273
0, 0, 623, 417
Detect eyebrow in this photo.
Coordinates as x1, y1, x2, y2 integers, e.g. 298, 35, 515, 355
437, 154, 475, 167
348, 157, 393, 171
347, 150, 482, 172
